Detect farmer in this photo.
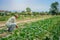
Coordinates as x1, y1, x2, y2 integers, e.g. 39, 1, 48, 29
5, 14, 18, 32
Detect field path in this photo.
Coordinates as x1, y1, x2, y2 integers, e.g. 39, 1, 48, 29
0, 15, 52, 38
0, 15, 52, 27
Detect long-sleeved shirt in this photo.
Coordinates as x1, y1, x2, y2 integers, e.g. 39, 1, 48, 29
5, 16, 16, 27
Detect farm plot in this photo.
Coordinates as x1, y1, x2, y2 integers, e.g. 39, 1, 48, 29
0, 16, 60, 40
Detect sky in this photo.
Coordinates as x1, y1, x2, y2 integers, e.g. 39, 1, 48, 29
0, 0, 60, 12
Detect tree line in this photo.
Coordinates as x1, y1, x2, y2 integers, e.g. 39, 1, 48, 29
0, 2, 60, 16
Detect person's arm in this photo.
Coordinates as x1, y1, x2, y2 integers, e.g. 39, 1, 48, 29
16, 25, 18, 28
13, 23, 18, 28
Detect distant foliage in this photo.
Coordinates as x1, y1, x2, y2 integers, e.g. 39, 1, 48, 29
49, 2, 59, 15
26, 7, 32, 15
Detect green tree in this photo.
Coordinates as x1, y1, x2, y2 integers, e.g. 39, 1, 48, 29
50, 2, 59, 15
26, 7, 31, 15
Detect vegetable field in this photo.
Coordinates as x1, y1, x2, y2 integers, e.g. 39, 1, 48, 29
0, 16, 60, 40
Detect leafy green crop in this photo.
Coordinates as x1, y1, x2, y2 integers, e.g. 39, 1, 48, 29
1, 16, 60, 40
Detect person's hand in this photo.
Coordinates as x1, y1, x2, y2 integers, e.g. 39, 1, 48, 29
16, 25, 18, 28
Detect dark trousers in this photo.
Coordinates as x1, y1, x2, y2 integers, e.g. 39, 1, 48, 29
8, 24, 16, 32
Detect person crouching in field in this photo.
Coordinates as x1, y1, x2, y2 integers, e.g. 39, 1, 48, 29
5, 14, 18, 33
